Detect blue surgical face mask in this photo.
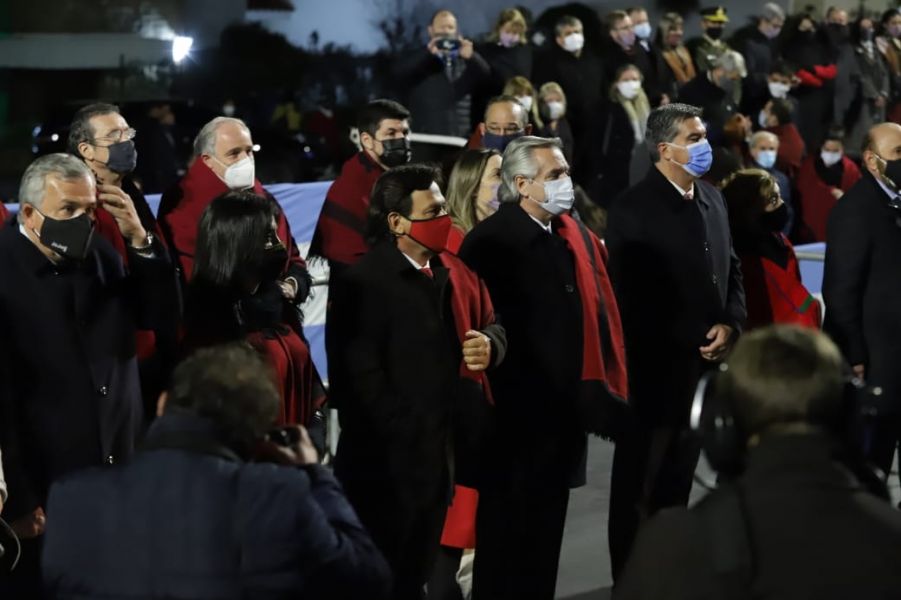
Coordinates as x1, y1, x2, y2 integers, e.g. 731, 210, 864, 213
668, 139, 713, 177
756, 149, 777, 170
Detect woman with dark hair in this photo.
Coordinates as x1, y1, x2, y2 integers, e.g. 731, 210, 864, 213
721, 168, 821, 329
183, 191, 322, 435
445, 148, 502, 252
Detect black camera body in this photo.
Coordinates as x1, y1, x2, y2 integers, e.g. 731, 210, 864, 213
266, 426, 301, 448
435, 36, 461, 53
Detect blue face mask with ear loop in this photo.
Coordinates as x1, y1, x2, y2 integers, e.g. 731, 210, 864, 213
668, 139, 713, 177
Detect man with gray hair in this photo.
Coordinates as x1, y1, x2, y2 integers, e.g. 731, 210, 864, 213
678, 49, 746, 146
459, 135, 628, 599
606, 103, 745, 580
729, 3, 785, 116
0, 153, 173, 596
157, 116, 309, 299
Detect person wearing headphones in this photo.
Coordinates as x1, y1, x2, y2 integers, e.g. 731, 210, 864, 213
615, 325, 901, 599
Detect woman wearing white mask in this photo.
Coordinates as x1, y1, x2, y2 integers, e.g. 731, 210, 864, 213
535, 82, 574, 165
796, 126, 862, 241
502, 75, 538, 126
598, 64, 652, 204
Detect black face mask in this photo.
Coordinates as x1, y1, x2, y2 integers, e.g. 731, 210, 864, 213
878, 155, 901, 191
706, 27, 724, 40
35, 210, 95, 261
103, 140, 137, 174
378, 137, 412, 168
760, 203, 789, 232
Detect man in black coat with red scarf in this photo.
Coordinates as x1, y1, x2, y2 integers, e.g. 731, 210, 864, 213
459, 136, 629, 600
327, 164, 506, 600
605, 103, 745, 580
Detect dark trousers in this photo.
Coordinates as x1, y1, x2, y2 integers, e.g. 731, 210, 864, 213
862, 415, 901, 476
342, 478, 445, 600
472, 481, 570, 600
608, 420, 701, 581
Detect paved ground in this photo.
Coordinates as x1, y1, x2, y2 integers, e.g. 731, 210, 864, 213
553, 436, 901, 600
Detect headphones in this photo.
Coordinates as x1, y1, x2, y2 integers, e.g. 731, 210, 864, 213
690, 362, 885, 483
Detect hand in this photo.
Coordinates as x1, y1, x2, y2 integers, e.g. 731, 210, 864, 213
462, 330, 491, 372
255, 425, 319, 466
830, 187, 844, 200
427, 38, 440, 56
460, 38, 474, 60
277, 278, 297, 301
9, 506, 46, 539
97, 184, 147, 247
699, 324, 734, 362
852, 364, 866, 380
876, 95, 887, 108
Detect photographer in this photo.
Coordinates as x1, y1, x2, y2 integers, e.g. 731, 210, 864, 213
42, 344, 390, 600
393, 9, 489, 137
615, 326, 901, 599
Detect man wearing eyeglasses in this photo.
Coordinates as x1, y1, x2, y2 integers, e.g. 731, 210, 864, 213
69, 103, 179, 423
475, 95, 532, 152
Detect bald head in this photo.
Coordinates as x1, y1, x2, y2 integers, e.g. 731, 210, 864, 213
863, 122, 901, 181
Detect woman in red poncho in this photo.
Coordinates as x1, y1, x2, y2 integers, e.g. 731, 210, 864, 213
721, 168, 821, 330
181, 191, 325, 449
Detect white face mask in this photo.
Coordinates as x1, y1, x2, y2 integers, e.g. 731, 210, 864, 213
531, 175, 575, 215
821, 150, 843, 167
213, 155, 255, 190
562, 33, 585, 53
616, 80, 642, 100
767, 81, 790, 99
545, 101, 565, 120
516, 95, 533, 113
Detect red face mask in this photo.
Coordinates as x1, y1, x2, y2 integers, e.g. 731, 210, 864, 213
406, 213, 452, 253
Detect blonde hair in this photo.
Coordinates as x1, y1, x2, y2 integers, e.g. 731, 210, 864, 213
492, 8, 528, 43
536, 82, 567, 129
446, 149, 501, 232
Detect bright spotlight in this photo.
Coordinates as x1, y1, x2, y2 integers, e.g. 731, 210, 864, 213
172, 36, 193, 64
51, 133, 59, 142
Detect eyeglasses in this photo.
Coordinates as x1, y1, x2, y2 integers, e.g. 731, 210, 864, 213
486, 125, 523, 135
91, 127, 137, 144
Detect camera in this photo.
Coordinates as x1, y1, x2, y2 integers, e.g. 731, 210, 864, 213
266, 426, 301, 448
435, 36, 461, 53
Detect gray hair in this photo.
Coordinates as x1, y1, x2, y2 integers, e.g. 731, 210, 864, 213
646, 103, 703, 162
17, 153, 93, 224
713, 50, 746, 78
192, 116, 251, 158
500, 136, 564, 203
761, 2, 785, 21
555, 15, 582, 37
749, 130, 779, 149
67, 102, 120, 157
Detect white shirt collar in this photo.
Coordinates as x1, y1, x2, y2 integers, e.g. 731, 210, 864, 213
527, 213, 553, 234
401, 251, 430, 270
667, 178, 695, 199
874, 175, 900, 202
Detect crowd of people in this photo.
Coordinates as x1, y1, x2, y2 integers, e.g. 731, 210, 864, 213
3, 2, 901, 599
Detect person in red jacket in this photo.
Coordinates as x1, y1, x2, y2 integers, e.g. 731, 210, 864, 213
157, 116, 309, 302
312, 99, 411, 279
722, 168, 821, 330
796, 126, 862, 241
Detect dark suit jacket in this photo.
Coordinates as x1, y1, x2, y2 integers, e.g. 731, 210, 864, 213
615, 434, 901, 600
459, 203, 593, 488
0, 226, 172, 519
824, 173, 901, 412
606, 167, 745, 425
42, 411, 391, 600
327, 242, 505, 508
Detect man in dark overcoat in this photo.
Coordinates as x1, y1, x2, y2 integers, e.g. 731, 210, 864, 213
605, 103, 745, 579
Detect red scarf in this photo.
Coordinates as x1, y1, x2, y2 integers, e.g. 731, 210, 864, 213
160, 159, 282, 280
556, 214, 629, 402
314, 152, 383, 266
436, 251, 496, 403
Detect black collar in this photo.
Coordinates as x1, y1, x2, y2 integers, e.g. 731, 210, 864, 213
371, 240, 450, 285
646, 165, 711, 210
